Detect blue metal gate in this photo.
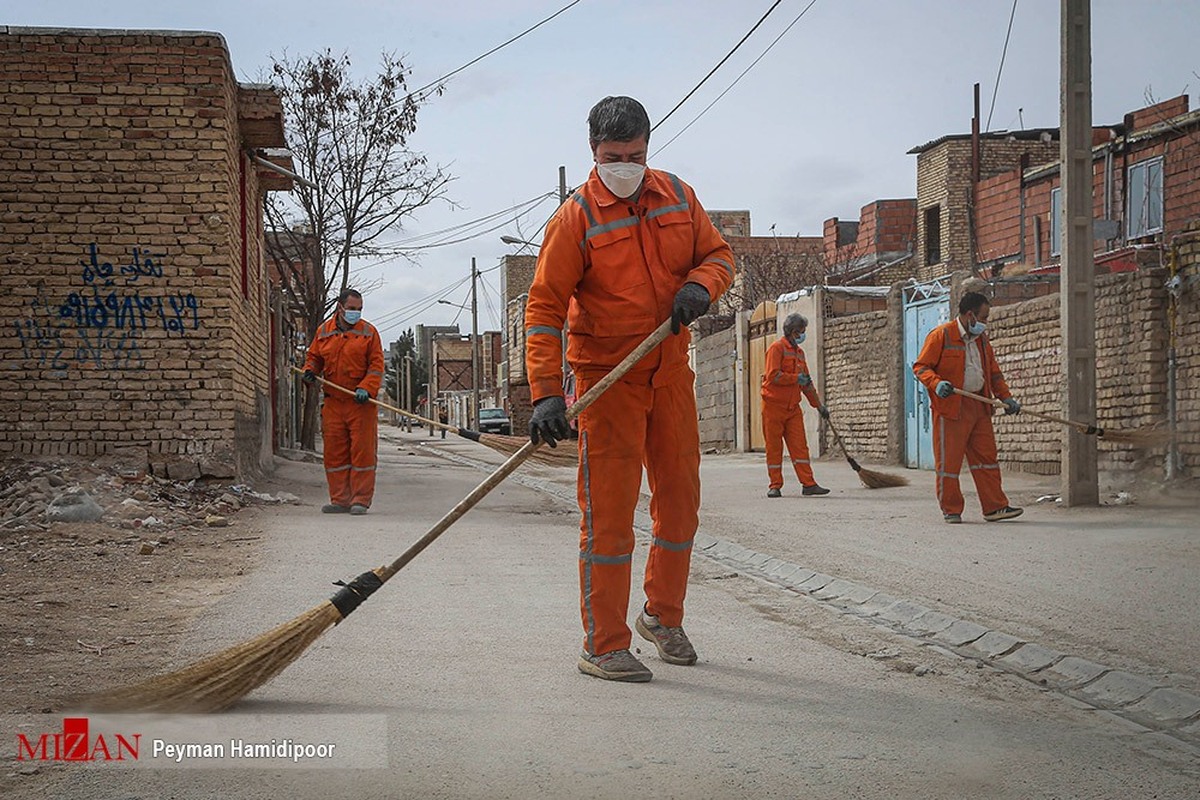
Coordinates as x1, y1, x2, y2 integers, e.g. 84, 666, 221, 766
903, 280, 950, 469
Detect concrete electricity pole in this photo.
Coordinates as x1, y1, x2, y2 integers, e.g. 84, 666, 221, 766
471, 257, 480, 429
404, 354, 413, 433
1060, 0, 1098, 505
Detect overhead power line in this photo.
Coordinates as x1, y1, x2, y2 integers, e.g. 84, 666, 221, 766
653, 0, 820, 157
651, 0, 787, 133
407, 0, 585, 101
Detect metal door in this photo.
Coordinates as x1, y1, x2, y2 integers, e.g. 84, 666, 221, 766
903, 281, 950, 469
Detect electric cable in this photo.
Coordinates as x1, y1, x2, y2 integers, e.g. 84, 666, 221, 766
651, 0, 786, 133
986, 0, 1020, 132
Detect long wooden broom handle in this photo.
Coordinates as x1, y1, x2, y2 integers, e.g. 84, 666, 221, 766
953, 387, 1094, 433
291, 365, 455, 433
375, 319, 674, 583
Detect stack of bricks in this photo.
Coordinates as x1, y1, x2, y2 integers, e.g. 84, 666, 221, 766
693, 326, 737, 451
0, 28, 280, 477
822, 310, 893, 462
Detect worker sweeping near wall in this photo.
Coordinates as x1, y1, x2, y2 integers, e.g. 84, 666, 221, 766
912, 291, 1024, 524
760, 313, 831, 498
303, 288, 385, 515
524, 96, 735, 682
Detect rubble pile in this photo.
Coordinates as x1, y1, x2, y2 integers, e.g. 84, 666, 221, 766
0, 459, 299, 535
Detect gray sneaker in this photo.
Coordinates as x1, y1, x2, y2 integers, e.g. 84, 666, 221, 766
578, 649, 652, 682
349, 504, 369, 515
322, 504, 350, 514
635, 611, 698, 666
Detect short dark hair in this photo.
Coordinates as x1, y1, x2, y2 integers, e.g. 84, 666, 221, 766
338, 288, 362, 305
588, 96, 651, 147
959, 291, 990, 315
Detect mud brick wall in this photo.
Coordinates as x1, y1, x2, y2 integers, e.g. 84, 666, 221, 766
694, 325, 737, 451
823, 309, 893, 462
988, 270, 1170, 477
0, 28, 274, 476
1173, 225, 1200, 475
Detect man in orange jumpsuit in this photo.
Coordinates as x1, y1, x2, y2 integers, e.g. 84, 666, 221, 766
761, 313, 830, 498
303, 288, 385, 516
912, 291, 1023, 524
524, 96, 735, 682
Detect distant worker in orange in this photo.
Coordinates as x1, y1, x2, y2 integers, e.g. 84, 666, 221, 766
302, 288, 384, 516
524, 96, 735, 683
912, 291, 1023, 524
760, 313, 830, 498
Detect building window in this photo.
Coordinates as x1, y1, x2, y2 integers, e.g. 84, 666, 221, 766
924, 206, 941, 266
1126, 156, 1164, 239
1049, 187, 1062, 257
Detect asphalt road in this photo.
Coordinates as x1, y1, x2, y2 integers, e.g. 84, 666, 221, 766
28, 432, 1200, 798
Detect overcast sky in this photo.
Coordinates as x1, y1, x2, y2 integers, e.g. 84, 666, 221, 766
10, 1, 1198, 340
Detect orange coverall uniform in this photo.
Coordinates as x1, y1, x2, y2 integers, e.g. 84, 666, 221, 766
524, 167, 735, 657
912, 320, 1013, 516
304, 316, 385, 509
760, 336, 822, 489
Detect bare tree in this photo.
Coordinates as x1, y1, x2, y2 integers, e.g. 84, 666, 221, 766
718, 247, 826, 314
264, 50, 452, 449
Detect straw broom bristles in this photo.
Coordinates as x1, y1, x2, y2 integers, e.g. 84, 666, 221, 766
80, 602, 344, 713
825, 417, 909, 489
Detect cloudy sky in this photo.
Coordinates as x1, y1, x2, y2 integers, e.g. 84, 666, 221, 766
11, 1, 1198, 341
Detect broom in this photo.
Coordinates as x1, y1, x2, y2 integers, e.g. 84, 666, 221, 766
80, 320, 674, 713
290, 366, 576, 468
824, 415, 909, 489
953, 388, 1170, 447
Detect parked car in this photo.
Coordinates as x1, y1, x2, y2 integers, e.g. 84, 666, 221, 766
478, 406, 512, 436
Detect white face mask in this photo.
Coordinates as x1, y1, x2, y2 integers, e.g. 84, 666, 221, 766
597, 162, 646, 198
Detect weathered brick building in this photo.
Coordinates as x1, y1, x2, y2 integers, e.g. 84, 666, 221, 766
822, 199, 917, 285
1, 27, 291, 477
908, 131, 1059, 280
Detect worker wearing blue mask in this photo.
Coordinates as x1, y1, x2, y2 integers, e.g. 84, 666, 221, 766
761, 313, 830, 498
913, 291, 1023, 524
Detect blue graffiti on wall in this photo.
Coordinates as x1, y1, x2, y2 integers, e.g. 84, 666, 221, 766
12, 243, 203, 371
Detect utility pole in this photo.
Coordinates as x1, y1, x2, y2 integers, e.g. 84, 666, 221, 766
393, 346, 402, 428
471, 257, 480, 429
404, 354, 413, 433
1061, 0, 1098, 505
558, 165, 570, 381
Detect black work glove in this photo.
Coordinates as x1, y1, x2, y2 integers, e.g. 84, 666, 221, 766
529, 396, 570, 448
302, 370, 317, 385
671, 282, 711, 334
818, 404, 830, 420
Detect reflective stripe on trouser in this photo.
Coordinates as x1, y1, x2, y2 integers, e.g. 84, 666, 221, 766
762, 402, 815, 489
321, 395, 379, 508
932, 397, 1009, 515
576, 371, 700, 656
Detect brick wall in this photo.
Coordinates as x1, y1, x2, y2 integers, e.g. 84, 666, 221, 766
1172, 224, 1200, 474
0, 28, 279, 477
823, 310, 893, 462
988, 270, 1169, 478
823, 199, 917, 274
694, 325, 736, 451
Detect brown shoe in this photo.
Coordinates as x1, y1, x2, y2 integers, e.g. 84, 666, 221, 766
635, 611, 698, 665
578, 649, 653, 682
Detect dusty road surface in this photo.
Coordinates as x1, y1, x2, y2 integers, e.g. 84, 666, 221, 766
3, 434, 1198, 798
